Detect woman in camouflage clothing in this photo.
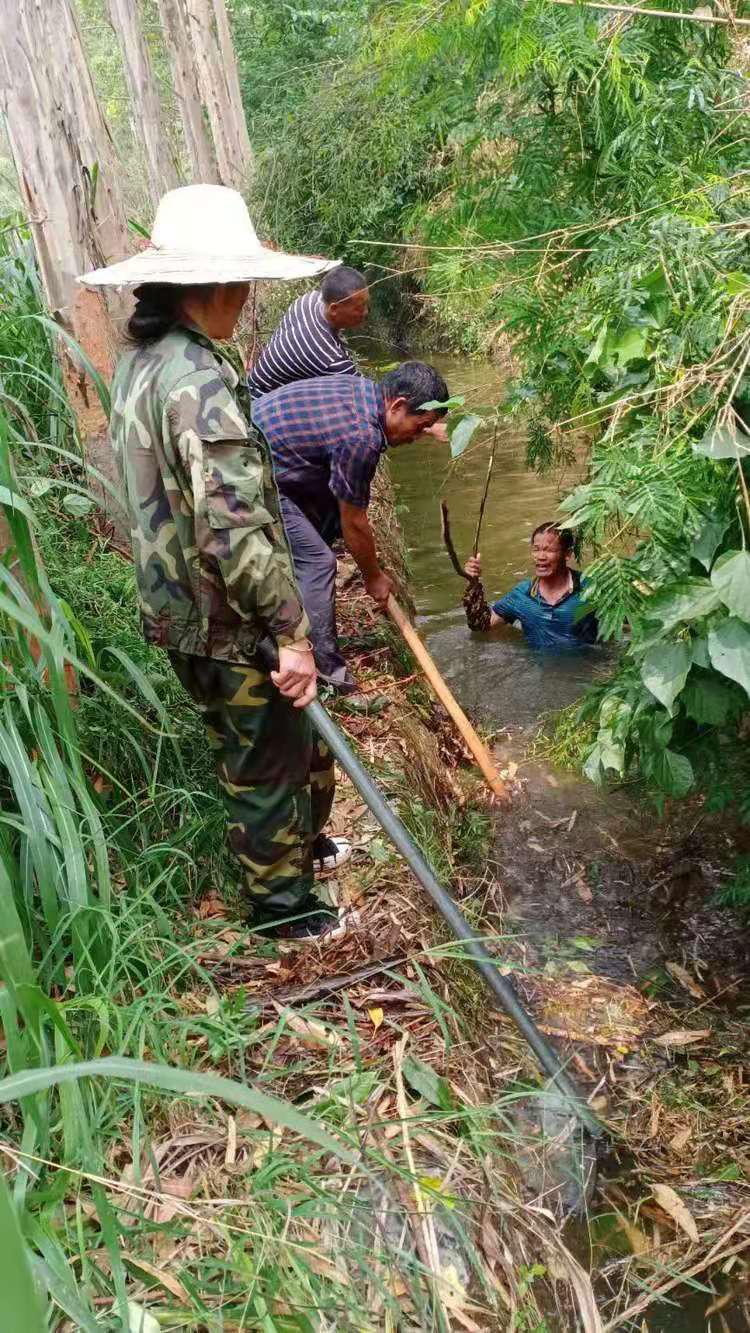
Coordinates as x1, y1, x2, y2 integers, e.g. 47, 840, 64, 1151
80, 185, 353, 941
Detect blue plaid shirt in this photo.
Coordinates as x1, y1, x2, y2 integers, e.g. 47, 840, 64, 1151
251, 375, 387, 529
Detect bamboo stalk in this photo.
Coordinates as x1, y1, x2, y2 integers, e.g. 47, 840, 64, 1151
549, 0, 750, 26
387, 594, 508, 801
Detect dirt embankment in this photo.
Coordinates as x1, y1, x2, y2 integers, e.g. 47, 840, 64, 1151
190, 466, 749, 1329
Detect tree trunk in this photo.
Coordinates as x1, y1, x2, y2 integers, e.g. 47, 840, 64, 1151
187, 0, 253, 190
156, 0, 218, 183
0, 0, 131, 543
211, 0, 253, 174
106, 0, 179, 208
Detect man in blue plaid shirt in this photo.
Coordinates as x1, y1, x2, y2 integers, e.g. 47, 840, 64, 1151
252, 362, 449, 697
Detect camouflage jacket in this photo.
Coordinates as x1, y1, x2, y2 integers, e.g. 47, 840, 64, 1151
110, 324, 309, 662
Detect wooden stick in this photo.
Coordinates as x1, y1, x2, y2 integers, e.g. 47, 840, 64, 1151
387, 594, 508, 801
473, 423, 498, 557
439, 501, 469, 580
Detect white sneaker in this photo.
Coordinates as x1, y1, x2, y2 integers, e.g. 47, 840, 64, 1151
313, 835, 353, 873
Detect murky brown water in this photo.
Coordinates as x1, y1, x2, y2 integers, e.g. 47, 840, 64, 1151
371, 348, 615, 728
362, 345, 748, 1331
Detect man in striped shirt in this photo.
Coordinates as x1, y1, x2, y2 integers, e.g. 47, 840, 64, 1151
248, 267, 368, 400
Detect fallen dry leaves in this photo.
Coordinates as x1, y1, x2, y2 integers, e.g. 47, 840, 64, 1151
650, 1183, 700, 1243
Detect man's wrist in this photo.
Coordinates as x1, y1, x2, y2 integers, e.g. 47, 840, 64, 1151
282, 638, 313, 654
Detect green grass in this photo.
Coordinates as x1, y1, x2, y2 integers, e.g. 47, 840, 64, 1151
0, 312, 563, 1327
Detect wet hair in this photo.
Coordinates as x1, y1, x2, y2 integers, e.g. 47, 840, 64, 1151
381, 361, 450, 415
127, 282, 212, 344
531, 522, 574, 552
320, 266, 367, 304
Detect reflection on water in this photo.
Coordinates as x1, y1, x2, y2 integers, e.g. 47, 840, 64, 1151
380, 349, 613, 728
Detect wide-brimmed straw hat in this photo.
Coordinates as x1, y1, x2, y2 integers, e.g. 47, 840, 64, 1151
79, 184, 340, 288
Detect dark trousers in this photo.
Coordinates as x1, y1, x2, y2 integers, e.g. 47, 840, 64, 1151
279, 494, 356, 693
169, 652, 335, 919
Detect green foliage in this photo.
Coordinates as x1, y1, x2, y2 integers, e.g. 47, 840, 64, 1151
248, 0, 750, 811
312, 0, 750, 811
0, 216, 72, 444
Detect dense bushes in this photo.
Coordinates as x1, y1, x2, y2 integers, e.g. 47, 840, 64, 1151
242, 0, 750, 827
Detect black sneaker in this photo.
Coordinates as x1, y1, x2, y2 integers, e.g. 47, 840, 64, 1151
312, 834, 353, 872
258, 908, 349, 943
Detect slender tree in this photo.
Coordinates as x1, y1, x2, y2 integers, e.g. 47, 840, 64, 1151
187, 0, 253, 190
106, 0, 180, 207
0, 0, 131, 538
155, 0, 218, 183
210, 0, 253, 176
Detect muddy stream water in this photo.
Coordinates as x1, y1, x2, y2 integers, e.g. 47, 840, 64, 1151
362, 344, 749, 1329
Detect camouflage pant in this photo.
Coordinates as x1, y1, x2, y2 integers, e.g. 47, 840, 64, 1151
169, 652, 335, 920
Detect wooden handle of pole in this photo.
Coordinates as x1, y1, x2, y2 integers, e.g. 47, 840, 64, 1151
386, 595, 508, 802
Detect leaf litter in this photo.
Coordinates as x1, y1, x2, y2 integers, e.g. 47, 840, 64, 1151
43, 472, 750, 1329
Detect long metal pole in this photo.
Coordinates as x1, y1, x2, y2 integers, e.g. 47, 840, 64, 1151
305, 692, 604, 1140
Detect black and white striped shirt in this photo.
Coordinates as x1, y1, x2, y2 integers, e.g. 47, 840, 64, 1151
248, 290, 357, 400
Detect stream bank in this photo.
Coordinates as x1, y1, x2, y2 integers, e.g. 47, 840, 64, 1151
36, 413, 749, 1327
382, 350, 750, 1328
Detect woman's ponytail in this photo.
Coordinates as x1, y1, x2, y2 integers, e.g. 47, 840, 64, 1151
127, 284, 182, 343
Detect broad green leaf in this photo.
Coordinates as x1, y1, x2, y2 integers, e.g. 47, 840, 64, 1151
641, 579, 721, 636
650, 749, 694, 798
725, 272, 750, 297
26, 477, 55, 499
641, 642, 691, 714
418, 395, 465, 411
583, 742, 604, 784
584, 322, 649, 374
691, 636, 710, 668
691, 518, 729, 571
606, 325, 648, 366
0, 1173, 46, 1332
708, 618, 750, 698
450, 413, 483, 459
711, 550, 750, 621
693, 420, 750, 460
583, 734, 625, 782
598, 734, 626, 775
402, 1054, 454, 1111
682, 676, 739, 726
61, 492, 94, 518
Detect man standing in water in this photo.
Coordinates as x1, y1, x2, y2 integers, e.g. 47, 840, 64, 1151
463, 523, 598, 649
248, 266, 369, 399
253, 362, 450, 699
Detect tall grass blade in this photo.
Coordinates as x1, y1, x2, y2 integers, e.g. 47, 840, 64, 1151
0, 1057, 358, 1162
0, 1172, 46, 1333
27, 315, 111, 416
